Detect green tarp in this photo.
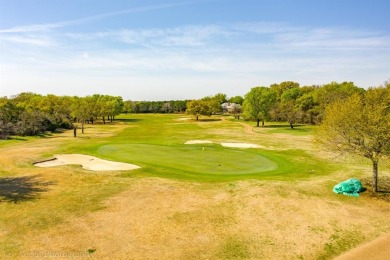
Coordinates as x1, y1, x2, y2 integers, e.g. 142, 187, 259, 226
333, 178, 364, 197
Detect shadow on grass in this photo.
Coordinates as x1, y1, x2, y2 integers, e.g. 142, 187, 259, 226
2, 136, 28, 141
0, 175, 54, 203
361, 176, 390, 202
37, 132, 55, 137
262, 124, 306, 128
198, 118, 222, 122
6, 130, 66, 140
116, 118, 143, 123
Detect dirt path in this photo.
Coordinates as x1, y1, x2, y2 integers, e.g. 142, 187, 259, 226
237, 122, 255, 134
334, 233, 390, 260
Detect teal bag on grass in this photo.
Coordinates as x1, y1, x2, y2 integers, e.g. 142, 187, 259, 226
333, 178, 364, 197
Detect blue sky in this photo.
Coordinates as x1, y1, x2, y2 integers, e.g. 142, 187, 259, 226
0, 0, 389, 100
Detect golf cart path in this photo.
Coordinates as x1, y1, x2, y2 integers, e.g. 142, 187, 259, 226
237, 122, 255, 134
334, 232, 390, 260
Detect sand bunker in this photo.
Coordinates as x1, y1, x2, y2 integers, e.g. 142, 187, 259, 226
184, 140, 214, 144
221, 142, 262, 148
34, 154, 140, 171
185, 140, 262, 148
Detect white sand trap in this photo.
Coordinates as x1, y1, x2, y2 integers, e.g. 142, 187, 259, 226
185, 140, 214, 144
34, 154, 140, 171
221, 142, 262, 149
185, 140, 262, 148
176, 117, 191, 121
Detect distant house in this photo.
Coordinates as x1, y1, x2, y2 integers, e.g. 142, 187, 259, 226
221, 103, 242, 114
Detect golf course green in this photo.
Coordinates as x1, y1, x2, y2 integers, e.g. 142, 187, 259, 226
97, 143, 278, 175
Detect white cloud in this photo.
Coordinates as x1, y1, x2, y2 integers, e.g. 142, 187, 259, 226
0, 1, 202, 34
0, 22, 65, 34
0, 34, 54, 47
1, 20, 389, 99
64, 25, 229, 48
275, 27, 390, 50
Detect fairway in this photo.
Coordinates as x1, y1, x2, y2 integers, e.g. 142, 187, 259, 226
97, 143, 278, 175
71, 114, 329, 180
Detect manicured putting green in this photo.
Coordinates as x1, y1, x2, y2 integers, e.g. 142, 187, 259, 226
97, 144, 278, 175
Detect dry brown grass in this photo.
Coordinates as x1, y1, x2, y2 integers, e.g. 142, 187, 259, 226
5, 175, 390, 259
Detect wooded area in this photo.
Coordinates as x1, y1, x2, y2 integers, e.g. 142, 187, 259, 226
0, 81, 388, 139
0, 94, 187, 138
0, 93, 124, 138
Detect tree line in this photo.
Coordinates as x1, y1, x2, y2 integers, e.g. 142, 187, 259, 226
124, 100, 188, 114
241, 81, 368, 128
0, 80, 385, 135
0, 93, 124, 138
184, 81, 371, 127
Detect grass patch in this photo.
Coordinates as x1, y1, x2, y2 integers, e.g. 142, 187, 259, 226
0, 162, 129, 255
217, 236, 251, 259
317, 228, 365, 259
264, 125, 315, 135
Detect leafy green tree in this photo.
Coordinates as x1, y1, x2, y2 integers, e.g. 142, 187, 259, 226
0, 120, 13, 139
200, 95, 223, 114
243, 87, 277, 127
0, 97, 21, 124
186, 100, 213, 120
56, 96, 76, 128
14, 110, 49, 136
148, 101, 162, 113
0, 97, 18, 139
229, 95, 244, 105
135, 101, 149, 113
313, 81, 364, 123
279, 87, 303, 129
296, 90, 317, 124
208, 99, 222, 115
270, 81, 300, 100
123, 100, 135, 114
171, 100, 187, 113
108, 96, 124, 121
212, 93, 227, 105
94, 95, 123, 123
186, 100, 203, 121
71, 97, 92, 133
37, 94, 74, 129
8, 93, 58, 134
11, 92, 42, 111
316, 86, 390, 192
